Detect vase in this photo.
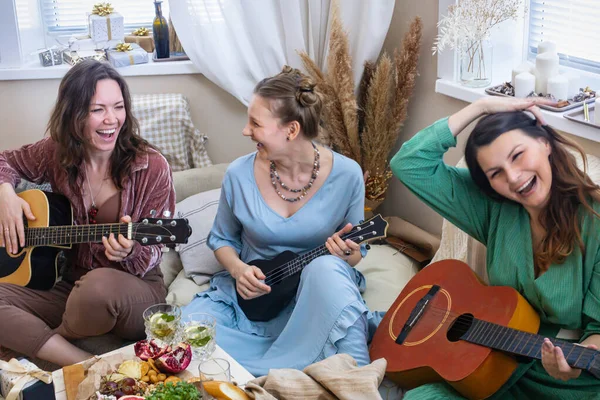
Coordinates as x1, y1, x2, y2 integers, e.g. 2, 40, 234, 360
153, 0, 170, 59
459, 39, 493, 88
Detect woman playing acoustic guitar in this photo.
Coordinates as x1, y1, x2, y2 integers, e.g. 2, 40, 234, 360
393, 96, 600, 398
0, 60, 175, 366
181, 66, 381, 377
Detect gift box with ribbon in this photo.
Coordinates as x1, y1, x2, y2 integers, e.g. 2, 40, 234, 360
88, 3, 124, 43
107, 43, 149, 67
124, 27, 155, 53
37, 47, 63, 67
62, 49, 107, 66
68, 35, 120, 52
0, 358, 53, 400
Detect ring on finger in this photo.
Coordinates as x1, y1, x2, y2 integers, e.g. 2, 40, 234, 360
344, 250, 351, 256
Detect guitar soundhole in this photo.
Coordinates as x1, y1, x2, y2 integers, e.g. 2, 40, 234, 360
447, 313, 473, 342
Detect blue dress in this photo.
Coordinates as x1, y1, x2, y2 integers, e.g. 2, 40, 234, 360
182, 150, 381, 377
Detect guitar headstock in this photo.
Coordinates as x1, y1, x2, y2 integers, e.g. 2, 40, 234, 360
344, 214, 388, 245
134, 218, 193, 248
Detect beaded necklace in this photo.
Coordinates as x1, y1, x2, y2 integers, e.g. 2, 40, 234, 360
269, 142, 320, 202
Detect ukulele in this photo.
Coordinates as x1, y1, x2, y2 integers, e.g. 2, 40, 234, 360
0, 190, 192, 290
369, 259, 600, 400
237, 214, 388, 322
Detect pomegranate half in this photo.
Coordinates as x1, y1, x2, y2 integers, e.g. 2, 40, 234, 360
155, 342, 192, 374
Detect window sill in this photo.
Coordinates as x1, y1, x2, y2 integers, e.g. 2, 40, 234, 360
435, 79, 600, 143
0, 57, 200, 81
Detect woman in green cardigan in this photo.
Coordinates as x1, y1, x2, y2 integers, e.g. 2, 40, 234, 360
392, 96, 600, 399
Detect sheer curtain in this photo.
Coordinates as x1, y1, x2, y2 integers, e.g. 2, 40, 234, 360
169, 0, 395, 105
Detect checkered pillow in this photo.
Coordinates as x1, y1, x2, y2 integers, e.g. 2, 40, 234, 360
132, 93, 212, 172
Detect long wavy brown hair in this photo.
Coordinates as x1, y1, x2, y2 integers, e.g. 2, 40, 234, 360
47, 60, 154, 190
465, 112, 600, 272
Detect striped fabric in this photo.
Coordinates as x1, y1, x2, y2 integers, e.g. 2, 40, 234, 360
132, 93, 212, 172
391, 118, 600, 399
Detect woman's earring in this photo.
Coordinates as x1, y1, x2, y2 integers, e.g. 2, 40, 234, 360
286, 135, 290, 141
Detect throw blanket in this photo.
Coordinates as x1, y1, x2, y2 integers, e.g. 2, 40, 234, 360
244, 354, 387, 400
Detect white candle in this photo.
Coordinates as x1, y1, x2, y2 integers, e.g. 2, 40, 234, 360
535, 52, 560, 94
595, 98, 600, 125
547, 75, 569, 101
511, 61, 535, 87
562, 71, 581, 99
515, 72, 536, 98
538, 41, 557, 55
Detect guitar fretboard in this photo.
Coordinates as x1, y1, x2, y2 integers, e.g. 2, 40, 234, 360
24, 224, 132, 247
462, 318, 599, 373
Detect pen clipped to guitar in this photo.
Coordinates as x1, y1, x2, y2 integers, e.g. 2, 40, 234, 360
0, 189, 192, 290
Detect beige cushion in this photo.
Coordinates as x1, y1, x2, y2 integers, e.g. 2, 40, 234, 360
356, 244, 420, 311
175, 188, 224, 285
166, 269, 210, 306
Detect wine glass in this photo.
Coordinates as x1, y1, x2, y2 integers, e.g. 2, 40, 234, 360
143, 303, 181, 346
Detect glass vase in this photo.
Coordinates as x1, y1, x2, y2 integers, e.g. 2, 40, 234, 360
460, 39, 493, 88
153, 0, 170, 59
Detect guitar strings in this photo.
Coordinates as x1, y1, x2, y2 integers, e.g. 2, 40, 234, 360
263, 229, 378, 287
388, 301, 599, 367
262, 228, 371, 286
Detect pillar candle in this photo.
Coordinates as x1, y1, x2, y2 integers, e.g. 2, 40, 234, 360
515, 72, 536, 98
547, 75, 569, 101
595, 98, 600, 125
562, 71, 581, 99
538, 41, 557, 55
511, 61, 535, 87
535, 52, 560, 94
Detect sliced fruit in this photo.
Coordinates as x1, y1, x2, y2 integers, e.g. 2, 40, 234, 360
118, 396, 145, 400
202, 381, 250, 400
117, 360, 142, 380
155, 342, 192, 374
140, 361, 150, 377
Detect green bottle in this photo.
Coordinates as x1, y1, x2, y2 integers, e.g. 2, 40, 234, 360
153, 0, 170, 59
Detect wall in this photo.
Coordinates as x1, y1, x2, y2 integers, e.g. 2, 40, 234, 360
0, 74, 255, 164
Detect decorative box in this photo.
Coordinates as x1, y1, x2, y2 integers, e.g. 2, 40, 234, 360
0, 358, 54, 400
38, 47, 62, 67
89, 12, 125, 43
68, 35, 120, 52
124, 35, 155, 53
62, 49, 107, 66
107, 43, 149, 67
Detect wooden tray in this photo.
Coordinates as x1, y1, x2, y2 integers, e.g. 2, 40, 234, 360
563, 104, 600, 129
485, 84, 596, 113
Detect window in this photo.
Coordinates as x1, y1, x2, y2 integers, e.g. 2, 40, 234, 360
40, 0, 170, 36
528, 0, 600, 74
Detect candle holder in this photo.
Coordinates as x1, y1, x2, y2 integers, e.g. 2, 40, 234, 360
460, 39, 493, 88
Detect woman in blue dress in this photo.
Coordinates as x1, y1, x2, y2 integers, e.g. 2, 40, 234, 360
183, 66, 378, 377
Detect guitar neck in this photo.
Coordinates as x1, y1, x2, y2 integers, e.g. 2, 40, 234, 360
462, 318, 600, 374
25, 223, 132, 246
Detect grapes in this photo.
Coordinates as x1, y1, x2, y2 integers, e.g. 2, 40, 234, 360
113, 390, 125, 399
121, 377, 136, 387
121, 385, 135, 395
106, 381, 118, 391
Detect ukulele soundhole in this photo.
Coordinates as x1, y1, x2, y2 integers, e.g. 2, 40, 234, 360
447, 313, 474, 342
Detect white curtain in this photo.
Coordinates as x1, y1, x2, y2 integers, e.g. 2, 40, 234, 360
169, 0, 395, 105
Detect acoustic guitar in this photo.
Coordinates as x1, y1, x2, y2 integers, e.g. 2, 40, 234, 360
238, 214, 388, 321
0, 190, 192, 290
369, 259, 600, 400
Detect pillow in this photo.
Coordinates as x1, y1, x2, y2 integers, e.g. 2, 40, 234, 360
175, 188, 223, 285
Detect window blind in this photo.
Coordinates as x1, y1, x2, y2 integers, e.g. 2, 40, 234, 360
528, 0, 600, 73
40, 0, 170, 35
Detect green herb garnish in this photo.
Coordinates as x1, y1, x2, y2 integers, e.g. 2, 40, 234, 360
146, 381, 200, 400
160, 313, 175, 322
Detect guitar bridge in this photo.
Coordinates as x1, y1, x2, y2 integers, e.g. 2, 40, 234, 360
396, 285, 440, 345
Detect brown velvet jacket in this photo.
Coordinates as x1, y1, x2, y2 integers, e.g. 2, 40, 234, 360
0, 137, 176, 277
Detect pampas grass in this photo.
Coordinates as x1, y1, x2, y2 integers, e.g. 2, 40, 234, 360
300, 6, 423, 203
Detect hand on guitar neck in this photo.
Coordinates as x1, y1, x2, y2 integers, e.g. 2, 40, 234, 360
542, 338, 599, 381
0, 183, 36, 255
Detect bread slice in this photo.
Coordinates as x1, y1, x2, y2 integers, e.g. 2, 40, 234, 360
202, 380, 250, 400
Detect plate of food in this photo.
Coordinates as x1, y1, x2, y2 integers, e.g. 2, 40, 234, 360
485, 82, 596, 112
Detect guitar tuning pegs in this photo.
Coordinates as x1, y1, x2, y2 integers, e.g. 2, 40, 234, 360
365, 244, 371, 250
163, 210, 172, 218
150, 210, 157, 217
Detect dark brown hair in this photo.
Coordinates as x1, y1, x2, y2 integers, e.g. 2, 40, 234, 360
465, 111, 600, 271
253, 65, 323, 139
47, 59, 154, 190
